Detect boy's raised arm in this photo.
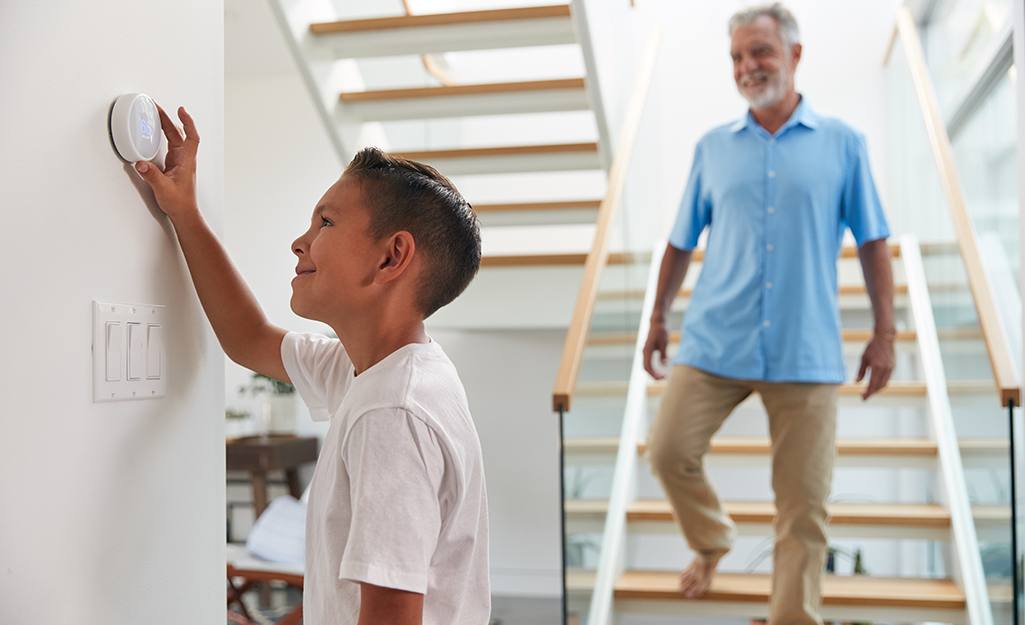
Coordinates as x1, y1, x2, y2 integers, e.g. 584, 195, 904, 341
134, 105, 290, 384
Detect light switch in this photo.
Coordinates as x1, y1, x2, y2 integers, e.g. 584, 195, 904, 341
94, 301, 166, 402
127, 323, 145, 381
146, 324, 163, 379
105, 322, 122, 381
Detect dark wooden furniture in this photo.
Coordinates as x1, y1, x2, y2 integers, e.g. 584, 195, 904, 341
226, 435, 318, 520
227, 562, 304, 625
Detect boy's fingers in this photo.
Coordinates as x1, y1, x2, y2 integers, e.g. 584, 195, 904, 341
178, 107, 201, 151
134, 160, 167, 192
156, 104, 184, 148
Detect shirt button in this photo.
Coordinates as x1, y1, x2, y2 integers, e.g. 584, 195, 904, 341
766, 282, 773, 289
768, 170, 776, 178
768, 138, 776, 145
763, 320, 771, 327
766, 244, 774, 251
767, 206, 775, 214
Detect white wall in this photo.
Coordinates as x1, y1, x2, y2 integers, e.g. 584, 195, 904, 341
0, 2, 225, 624
224, 0, 907, 597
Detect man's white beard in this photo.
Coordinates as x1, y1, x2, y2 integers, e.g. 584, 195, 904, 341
739, 68, 789, 109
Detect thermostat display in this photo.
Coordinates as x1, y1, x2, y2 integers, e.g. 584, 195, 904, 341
109, 93, 161, 162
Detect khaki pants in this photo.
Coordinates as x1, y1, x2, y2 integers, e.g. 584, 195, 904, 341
648, 364, 839, 625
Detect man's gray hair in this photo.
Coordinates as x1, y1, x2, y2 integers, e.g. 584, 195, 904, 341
728, 3, 801, 50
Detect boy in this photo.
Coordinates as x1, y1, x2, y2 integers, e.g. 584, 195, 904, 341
133, 105, 490, 625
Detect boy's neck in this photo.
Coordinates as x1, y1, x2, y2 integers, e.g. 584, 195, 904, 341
335, 318, 430, 376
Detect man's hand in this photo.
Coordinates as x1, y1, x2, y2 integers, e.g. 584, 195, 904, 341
856, 332, 895, 400
643, 317, 670, 380
134, 104, 200, 224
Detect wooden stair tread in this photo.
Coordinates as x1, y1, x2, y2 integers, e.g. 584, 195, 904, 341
573, 379, 996, 398
615, 570, 965, 609
588, 329, 917, 346
473, 200, 602, 212
480, 251, 641, 268
395, 143, 602, 174
625, 379, 996, 397
310, 5, 571, 34
683, 244, 900, 262
340, 78, 585, 102
565, 499, 951, 527
394, 142, 598, 161
598, 283, 912, 301
565, 435, 1006, 456
636, 500, 950, 526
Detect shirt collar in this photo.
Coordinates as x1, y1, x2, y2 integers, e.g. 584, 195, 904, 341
729, 95, 819, 134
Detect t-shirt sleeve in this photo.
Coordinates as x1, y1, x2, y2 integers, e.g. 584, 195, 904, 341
668, 140, 711, 251
280, 331, 352, 422
339, 408, 445, 593
841, 131, 890, 246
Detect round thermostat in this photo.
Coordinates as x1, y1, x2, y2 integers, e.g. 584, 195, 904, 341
109, 93, 161, 162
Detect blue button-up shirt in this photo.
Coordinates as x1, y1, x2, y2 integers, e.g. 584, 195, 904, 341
669, 98, 890, 383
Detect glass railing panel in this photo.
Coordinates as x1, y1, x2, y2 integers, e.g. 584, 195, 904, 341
921, 0, 1012, 118
950, 68, 1021, 375
560, 47, 664, 622
887, 32, 1014, 621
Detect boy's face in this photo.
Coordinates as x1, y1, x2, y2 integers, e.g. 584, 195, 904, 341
290, 176, 379, 323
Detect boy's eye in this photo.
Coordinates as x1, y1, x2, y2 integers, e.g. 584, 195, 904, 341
320, 217, 333, 227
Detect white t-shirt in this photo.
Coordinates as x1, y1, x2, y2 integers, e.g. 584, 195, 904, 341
281, 332, 490, 625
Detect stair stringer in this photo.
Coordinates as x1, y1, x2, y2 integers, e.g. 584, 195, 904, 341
903, 233, 995, 625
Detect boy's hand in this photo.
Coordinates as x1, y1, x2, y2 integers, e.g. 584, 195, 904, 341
134, 104, 200, 223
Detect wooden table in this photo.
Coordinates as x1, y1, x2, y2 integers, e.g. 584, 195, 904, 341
226, 435, 318, 519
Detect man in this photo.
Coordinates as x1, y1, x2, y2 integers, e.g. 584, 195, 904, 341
642, 4, 895, 624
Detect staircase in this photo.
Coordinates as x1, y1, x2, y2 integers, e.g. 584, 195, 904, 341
559, 240, 1014, 624
549, 6, 1023, 624
267, 0, 614, 298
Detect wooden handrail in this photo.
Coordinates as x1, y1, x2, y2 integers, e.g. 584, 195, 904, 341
891, 8, 1021, 407
552, 28, 662, 412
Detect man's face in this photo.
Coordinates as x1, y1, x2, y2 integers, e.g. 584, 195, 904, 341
730, 15, 799, 109
289, 176, 380, 323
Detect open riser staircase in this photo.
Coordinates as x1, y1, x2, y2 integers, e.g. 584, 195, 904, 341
267, 0, 622, 325
549, 8, 1020, 622
552, 8, 1021, 625
561, 238, 1017, 624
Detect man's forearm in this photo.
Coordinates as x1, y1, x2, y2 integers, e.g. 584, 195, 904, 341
858, 238, 895, 336
652, 243, 694, 322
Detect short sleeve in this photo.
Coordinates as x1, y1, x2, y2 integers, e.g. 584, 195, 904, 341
280, 332, 353, 422
841, 132, 890, 246
668, 140, 711, 251
339, 408, 445, 593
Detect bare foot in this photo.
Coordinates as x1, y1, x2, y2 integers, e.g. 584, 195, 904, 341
679, 558, 717, 598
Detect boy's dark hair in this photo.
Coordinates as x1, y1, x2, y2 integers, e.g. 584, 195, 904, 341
344, 147, 481, 318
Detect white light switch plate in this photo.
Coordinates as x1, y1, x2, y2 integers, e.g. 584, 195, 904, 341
93, 301, 166, 402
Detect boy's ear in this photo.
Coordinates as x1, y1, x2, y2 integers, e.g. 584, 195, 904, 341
374, 231, 416, 285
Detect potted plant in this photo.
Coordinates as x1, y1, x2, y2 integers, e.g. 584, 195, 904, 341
239, 372, 296, 435
225, 407, 252, 441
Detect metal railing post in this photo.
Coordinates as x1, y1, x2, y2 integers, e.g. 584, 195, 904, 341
1010, 397, 1021, 625
558, 405, 569, 625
